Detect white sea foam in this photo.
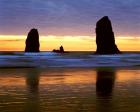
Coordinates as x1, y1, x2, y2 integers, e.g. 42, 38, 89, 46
0, 52, 139, 68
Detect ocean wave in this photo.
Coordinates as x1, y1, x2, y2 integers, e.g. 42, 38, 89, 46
0, 52, 139, 68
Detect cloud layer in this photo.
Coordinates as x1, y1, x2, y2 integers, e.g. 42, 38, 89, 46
0, 0, 140, 37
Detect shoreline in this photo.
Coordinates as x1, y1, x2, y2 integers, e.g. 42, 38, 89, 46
0, 66, 139, 70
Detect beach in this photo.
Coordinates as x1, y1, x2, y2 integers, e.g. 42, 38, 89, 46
0, 0, 140, 111
0, 52, 139, 112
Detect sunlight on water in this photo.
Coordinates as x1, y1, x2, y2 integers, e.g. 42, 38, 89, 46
0, 68, 139, 112
0, 52, 140, 68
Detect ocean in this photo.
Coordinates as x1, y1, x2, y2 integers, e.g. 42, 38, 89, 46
0, 52, 139, 112
0, 51, 139, 68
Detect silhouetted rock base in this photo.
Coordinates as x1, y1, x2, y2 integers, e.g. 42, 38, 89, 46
53, 50, 68, 53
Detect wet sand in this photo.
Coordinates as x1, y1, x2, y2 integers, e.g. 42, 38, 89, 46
0, 67, 139, 112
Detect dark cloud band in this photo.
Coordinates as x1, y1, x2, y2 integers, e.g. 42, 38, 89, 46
0, 0, 140, 37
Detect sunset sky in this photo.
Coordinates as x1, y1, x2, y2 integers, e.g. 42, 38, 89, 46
0, 0, 140, 51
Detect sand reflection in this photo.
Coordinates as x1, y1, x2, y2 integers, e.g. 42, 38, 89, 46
25, 69, 40, 112
96, 69, 116, 112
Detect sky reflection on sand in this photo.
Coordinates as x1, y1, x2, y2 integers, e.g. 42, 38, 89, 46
0, 68, 139, 112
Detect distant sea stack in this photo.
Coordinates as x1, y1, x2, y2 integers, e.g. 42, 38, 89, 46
53, 45, 65, 53
95, 16, 121, 54
25, 29, 40, 52
60, 45, 64, 53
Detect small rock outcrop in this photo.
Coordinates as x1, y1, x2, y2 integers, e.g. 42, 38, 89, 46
25, 29, 40, 52
60, 45, 64, 52
95, 16, 121, 54
53, 45, 65, 53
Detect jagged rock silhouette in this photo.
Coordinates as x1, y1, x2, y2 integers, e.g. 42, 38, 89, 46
25, 29, 40, 52
95, 16, 121, 54
53, 45, 65, 53
60, 45, 64, 53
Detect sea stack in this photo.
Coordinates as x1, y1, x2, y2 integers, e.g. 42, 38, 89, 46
60, 45, 64, 53
25, 29, 40, 52
53, 45, 65, 53
95, 16, 121, 54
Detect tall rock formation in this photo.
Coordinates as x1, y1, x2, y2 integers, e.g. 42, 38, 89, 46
95, 16, 121, 54
25, 29, 40, 52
